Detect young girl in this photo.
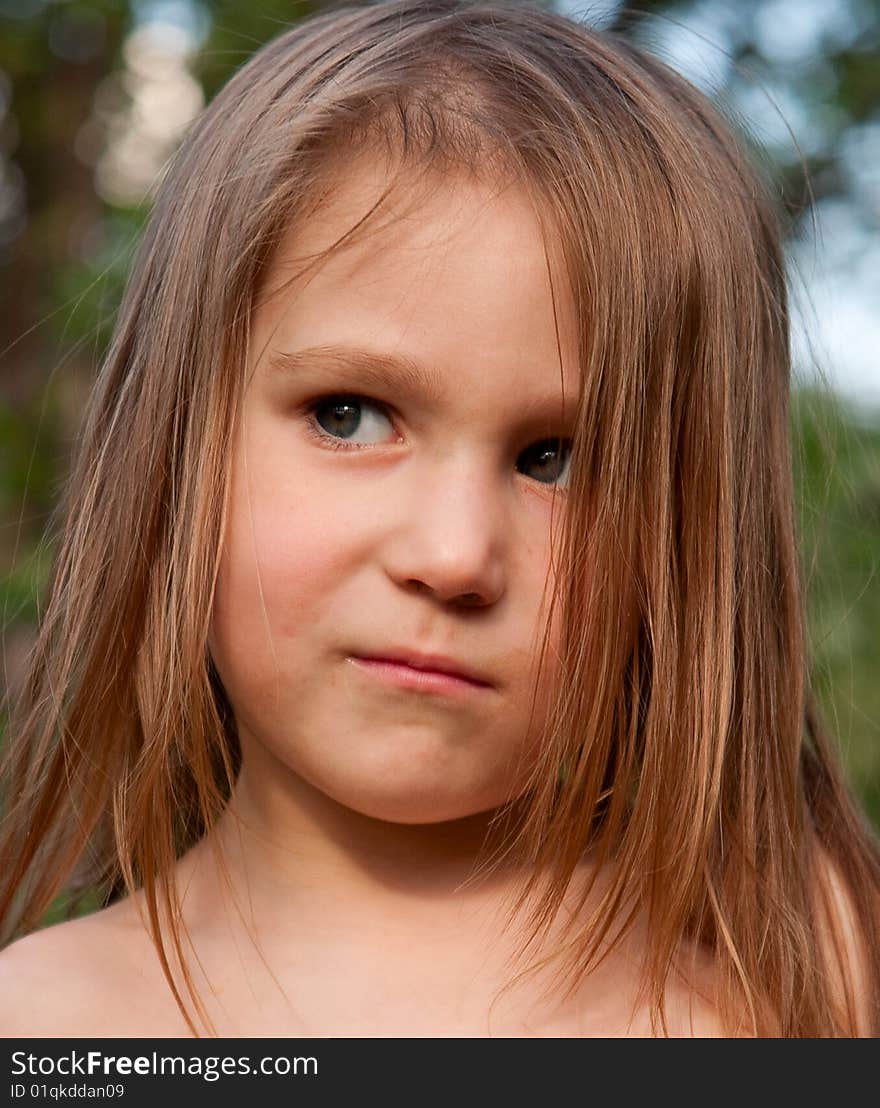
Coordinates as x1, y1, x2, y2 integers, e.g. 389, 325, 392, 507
0, 0, 877, 1038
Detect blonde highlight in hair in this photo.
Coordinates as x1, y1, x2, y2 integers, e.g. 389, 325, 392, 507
2, 0, 878, 1037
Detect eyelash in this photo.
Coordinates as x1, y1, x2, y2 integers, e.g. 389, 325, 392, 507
302, 392, 572, 483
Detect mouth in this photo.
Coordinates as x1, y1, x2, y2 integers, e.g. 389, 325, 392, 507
347, 655, 493, 696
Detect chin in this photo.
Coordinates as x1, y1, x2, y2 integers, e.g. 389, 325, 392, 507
318, 774, 510, 826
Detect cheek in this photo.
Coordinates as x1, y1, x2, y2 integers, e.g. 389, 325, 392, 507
209, 450, 359, 689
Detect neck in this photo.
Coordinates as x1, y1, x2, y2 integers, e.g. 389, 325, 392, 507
236, 763, 516, 888
156, 758, 630, 1036
173, 750, 548, 948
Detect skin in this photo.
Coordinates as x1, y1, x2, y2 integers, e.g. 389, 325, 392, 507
212, 154, 578, 841
0, 154, 725, 1036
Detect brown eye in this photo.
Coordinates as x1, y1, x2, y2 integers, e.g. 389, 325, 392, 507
518, 438, 572, 488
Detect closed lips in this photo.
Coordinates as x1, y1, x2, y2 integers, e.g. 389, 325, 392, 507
351, 651, 493, 687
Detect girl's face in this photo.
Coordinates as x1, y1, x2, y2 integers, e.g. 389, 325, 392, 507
210, 156, 580, 825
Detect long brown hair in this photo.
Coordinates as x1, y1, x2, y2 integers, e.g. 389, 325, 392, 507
2, 0, 877, 1037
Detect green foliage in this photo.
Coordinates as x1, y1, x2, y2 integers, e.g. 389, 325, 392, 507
1, 541, 52, 626
0, 399, 58, 518
792, 388, 880, 827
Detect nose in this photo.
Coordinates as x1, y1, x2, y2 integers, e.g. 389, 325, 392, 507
383, 455, 507, 608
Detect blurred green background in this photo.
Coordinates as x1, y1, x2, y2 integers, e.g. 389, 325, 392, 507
1, 0, 878, 840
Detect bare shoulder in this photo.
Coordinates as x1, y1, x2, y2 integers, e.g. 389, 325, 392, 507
811, 843, 877, 1036
662, 846, 876, 1038
0, 904, 135, 1036
0, 899, 186, 1037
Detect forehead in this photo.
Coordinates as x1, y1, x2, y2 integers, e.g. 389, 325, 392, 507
251, 153, 581, 413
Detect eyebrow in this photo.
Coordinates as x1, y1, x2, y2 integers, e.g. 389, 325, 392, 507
266, 343, 445, 404
265, 342, 578, 422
